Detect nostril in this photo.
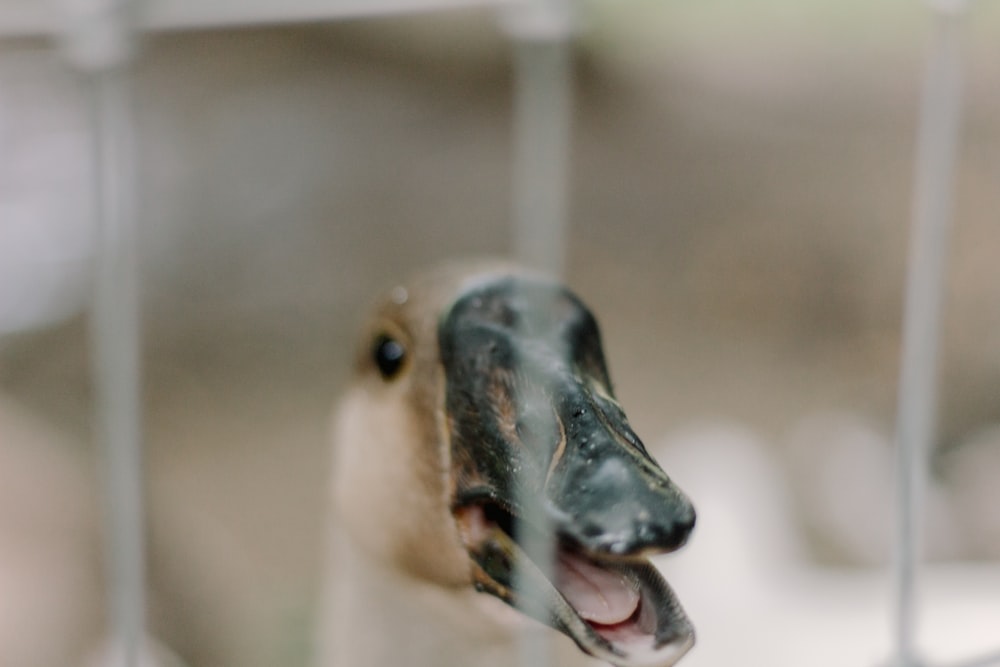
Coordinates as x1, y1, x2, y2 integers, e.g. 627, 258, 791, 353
515, 419, 533, 443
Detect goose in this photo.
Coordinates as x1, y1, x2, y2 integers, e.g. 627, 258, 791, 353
316, 261, 697, 667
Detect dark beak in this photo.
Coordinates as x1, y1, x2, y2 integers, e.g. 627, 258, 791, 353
441, 276, 695, 667
544, 385, 696, 557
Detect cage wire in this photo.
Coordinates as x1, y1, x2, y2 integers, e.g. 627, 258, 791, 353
893, 2, 962, 666
506, 0, 574, 280
58, 1, 145, 665
893, 2, 999, 667
0, 0, 991, 665
505, 3, 574, 663
86, 70, 146, 667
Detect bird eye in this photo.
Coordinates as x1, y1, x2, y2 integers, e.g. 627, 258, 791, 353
373, 334, 407, 380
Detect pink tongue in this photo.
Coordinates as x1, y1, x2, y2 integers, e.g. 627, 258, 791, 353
555, 552, 640, 625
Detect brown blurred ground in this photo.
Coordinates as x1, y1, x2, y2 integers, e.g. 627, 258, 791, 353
1, 4, 999, 666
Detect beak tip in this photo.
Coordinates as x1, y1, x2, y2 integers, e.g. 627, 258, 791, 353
665, 505, 697, 551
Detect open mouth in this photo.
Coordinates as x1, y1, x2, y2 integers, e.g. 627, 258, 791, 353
455, 500, 694, 667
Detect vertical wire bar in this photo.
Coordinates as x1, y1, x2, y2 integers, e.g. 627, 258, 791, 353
505, 4, 575, 664
87, 67, 146, 667
505, 0, 572, 667
510, 36, 573, 278
513, 408, 556, 667
891, 4, 966, 666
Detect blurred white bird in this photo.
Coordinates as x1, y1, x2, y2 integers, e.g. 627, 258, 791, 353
783, 412, 966, 566
651, 422, 1000, 667
0, 53, 94, 336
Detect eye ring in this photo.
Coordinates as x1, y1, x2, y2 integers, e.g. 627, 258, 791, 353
372, 334, 407, 380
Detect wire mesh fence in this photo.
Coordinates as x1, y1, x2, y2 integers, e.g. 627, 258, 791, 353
0, 1, 997, 666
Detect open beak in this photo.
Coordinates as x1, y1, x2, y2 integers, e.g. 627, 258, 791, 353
441, 277, 696, 667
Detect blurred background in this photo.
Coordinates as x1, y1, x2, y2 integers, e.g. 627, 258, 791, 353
0, 1, 998, 666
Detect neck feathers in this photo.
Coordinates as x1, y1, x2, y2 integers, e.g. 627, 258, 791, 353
315, 524, 599, 667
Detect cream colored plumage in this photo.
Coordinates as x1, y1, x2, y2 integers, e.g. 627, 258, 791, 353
316, 262, 695, 667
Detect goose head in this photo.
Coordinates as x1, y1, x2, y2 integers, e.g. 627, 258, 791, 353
331, 262, 696, 667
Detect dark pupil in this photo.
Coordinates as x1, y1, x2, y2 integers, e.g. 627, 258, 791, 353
374, 335, 406, 379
